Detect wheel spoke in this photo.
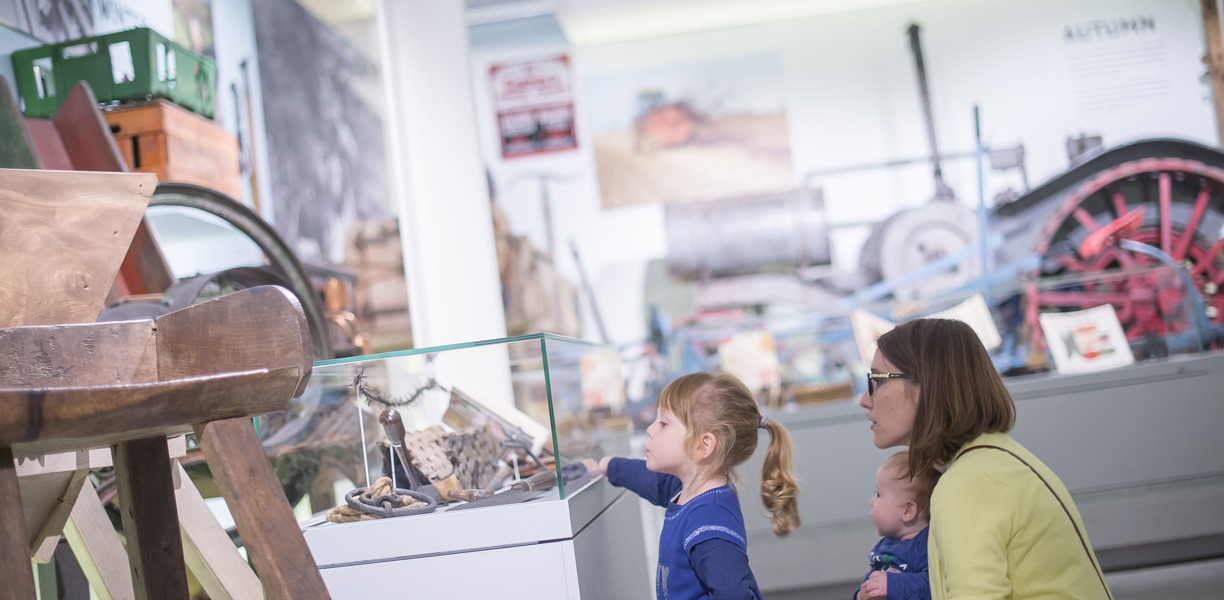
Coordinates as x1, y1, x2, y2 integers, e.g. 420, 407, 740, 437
1072, 208, 1100, 231
1173, 182, 1212, 261
1111, 187, 1128, 217
1159, 171, 1173, 254
1191, 237, 1224, 279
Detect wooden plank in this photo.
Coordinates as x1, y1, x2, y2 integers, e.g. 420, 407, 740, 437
53, 83, 128, 173
156, 286, 313, 396
28, 469, 87, 562
64, 479, 135, 600
0, 320, 158, 388
196, 418, 331, 600
0, 445, 38, 599
114, 219, 177, 296
25, 119, 73, 170
112, 436, 189, 600
0, 77, 39, 169
3, 366, 301, 454
0, 169, 155, 328
174, 461, 262, 600
1204, 0, 1224, 145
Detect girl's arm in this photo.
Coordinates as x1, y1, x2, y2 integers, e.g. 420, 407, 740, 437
691, 539, 759, 600
584, 456, 681, 507
929, 471, 1012, 600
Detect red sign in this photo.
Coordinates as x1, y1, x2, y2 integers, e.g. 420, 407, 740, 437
490, 56, 577, 158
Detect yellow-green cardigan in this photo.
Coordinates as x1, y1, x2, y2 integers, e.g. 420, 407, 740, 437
928, 432, 1113, 600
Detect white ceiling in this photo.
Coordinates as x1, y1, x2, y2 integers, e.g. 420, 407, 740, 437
550, 0, 929, 46
292, 0, 931, 48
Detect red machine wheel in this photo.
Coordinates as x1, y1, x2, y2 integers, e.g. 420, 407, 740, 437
1030, 158, 1224, 344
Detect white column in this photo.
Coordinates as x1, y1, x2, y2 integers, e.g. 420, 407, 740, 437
377, 0, 513, 406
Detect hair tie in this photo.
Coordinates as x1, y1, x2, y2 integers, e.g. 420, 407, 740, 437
759, 416, 769, 429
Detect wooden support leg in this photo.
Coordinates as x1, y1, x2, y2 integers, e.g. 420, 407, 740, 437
0, 446, 38, 600
112, 436, 189, 600
64, 479, 135, 600
196, 418, 331, 600
174, 461, 263, 600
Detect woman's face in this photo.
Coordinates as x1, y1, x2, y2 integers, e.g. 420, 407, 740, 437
859, 350, 919, 449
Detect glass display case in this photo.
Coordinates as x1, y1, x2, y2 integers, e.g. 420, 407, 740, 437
259, 333, 634, 511
271, 334, 649, 599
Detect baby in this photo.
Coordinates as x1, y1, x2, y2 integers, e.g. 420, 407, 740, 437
857, 451, 940, 600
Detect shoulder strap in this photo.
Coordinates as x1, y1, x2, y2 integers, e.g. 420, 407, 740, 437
959, 445, 1113, 600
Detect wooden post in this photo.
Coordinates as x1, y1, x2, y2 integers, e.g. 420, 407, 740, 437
196, 418, 331, 600
0, 446, 38, 600
1203, 0, 1224, 145
112, 436, 190, 600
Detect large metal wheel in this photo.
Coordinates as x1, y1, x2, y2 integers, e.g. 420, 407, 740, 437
150, 182, 333, 360
1031, 158, 1224, 341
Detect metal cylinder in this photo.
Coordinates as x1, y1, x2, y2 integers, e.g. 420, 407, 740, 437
665, 188, 831, 279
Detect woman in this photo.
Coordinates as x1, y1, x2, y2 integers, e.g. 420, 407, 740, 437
859, 319, 1113, 600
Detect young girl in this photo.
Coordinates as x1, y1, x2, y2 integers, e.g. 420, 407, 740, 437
584, 371, 800, 600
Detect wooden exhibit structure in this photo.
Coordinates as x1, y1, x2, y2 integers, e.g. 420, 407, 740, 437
0, 169, 330, 599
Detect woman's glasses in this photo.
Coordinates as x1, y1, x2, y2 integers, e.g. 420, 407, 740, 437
867, 372, 911, 396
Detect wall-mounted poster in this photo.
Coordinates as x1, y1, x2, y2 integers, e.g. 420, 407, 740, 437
583, 53, 794, 209
490, 55, 577, 159
1039, 304, 1135, 375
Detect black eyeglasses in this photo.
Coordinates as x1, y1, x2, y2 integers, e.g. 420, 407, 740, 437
867, 372, 912, 396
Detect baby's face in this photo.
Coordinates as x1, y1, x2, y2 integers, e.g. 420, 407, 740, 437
868, 464, 915, 538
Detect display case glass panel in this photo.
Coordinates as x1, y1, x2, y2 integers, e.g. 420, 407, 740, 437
257, 333, 630, 517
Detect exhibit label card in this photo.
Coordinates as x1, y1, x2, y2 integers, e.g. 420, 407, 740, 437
1039, 304, 1135, 375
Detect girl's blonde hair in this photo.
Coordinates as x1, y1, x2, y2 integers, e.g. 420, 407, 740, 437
657, 371, 800, 537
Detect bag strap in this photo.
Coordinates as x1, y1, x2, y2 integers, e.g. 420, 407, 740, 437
959, 445, 1113, 600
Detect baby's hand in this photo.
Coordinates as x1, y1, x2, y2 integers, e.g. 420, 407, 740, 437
582, 457, 612, 476
860, 571, 887, 599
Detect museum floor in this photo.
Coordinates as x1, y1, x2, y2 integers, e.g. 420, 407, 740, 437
769, 557, 1224, 600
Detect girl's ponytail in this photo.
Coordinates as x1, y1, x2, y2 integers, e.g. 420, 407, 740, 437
760, 419, 800, 537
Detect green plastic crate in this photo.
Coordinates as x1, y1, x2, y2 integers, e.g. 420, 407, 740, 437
11, 27, 216, 119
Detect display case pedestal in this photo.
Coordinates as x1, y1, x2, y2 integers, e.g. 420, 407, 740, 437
302, 476, 649, 599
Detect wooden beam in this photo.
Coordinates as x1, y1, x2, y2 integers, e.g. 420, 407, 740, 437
0, 446, 38, 599
64, 479, 135, 600
53, 83, 128, 173
3, 366, 300, 454
1204, 0, 1224, 145
174, 461, 262, 600
112, 436, 189, 600
196, 418, 331, 600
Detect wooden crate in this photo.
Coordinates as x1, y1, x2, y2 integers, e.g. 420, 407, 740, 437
104, 100, 240, 199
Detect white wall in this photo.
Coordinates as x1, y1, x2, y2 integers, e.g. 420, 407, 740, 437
471, 0, 1217, 344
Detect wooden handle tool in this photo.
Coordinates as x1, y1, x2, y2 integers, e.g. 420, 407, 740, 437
511, 469, 557, 492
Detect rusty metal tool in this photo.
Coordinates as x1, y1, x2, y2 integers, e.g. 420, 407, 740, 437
378, 408, 443, 503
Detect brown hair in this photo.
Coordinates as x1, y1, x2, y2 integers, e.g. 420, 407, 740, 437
875, 319, 1015, 485
657, 371, 800, 536
882, 450, 940, 518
